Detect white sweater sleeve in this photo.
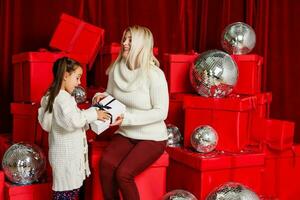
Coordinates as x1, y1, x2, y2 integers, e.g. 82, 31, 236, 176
121, 71, 169, 126
38, 96, 53, 132
54, 99, 98, 132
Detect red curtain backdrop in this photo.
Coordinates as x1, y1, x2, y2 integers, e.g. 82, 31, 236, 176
1, 0, 300, 142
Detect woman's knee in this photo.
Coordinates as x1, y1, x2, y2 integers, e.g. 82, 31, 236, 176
115, 166, 134, 183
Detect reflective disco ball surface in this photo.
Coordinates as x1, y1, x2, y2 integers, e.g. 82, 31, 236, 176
221, 22, 256, 55
190, 50, 238, 98
72, 86, 87, 103
2, 143, 46, 185
166, 124, 182, 147
206, 182, 260, 200
163, 189, 198, 200
191, 125, 218, 153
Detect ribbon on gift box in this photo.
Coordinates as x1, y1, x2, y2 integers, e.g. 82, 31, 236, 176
93, 98, 116, 124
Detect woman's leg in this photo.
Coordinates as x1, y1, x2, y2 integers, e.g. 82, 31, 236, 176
100, 134, 135, 200
116, 140, 166, 200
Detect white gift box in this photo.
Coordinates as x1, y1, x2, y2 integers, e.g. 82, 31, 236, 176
90, 95, 126, 135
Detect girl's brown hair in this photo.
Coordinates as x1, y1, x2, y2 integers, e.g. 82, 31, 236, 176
45, 57, 81, 113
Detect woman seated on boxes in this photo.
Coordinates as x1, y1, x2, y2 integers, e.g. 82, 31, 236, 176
93, 25, 169, 200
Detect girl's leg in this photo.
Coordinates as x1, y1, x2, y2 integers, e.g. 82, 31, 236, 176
100, 134, 135, 200
52, 188, 80, 200
116, 139, 166, 200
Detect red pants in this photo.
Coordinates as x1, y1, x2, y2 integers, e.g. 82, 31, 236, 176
100, 134, 166, 200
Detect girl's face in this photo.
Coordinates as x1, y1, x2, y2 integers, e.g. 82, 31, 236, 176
122, 31, 131, 59
63, 66, 83, 94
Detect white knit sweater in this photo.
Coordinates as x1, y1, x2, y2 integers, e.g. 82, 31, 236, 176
106, 60, 169, 141
38, 90, 98, 191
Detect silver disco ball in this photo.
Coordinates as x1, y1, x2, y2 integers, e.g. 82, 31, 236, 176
190, 125, 218, 153
72, 86, 87, 103
2, 143, 46, 185
190, 50, 238, 98
166, 124, 182, 147
206, 182, 260, 200
221, 22, 256, 55
163, 189, 198, 200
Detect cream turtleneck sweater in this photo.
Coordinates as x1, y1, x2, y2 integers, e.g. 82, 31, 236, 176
106, 60, 169, 141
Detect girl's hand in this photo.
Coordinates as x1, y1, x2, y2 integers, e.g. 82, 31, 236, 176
92, 92, 107, 104
96, 110, 111, 122
110, 114, 124, 126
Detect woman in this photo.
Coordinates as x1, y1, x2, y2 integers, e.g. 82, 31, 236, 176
93, 25, 169, 200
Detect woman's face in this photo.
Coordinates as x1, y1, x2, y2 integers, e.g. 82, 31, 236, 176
122, 31, 131, 59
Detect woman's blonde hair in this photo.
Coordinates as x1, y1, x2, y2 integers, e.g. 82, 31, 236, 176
106, 25, 159, 74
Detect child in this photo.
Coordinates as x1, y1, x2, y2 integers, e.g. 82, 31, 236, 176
38, 57, 111, 200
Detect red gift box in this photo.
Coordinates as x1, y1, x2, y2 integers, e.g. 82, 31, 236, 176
13, 13, 104, 103
50, 13, 105, 70
12, 51, 89, 103
166, 147, 264, 200
163, 53, 198, 94
262, 145, 300, 200
0, 134, 12, 163
183, 94, 257, 152
250, 118, 295, 150
253, 92, 272, 118
10, 103, 40, 144
85, 141, 169, 200
4, 182, 52, 200
0, 170, 4, 199
231, 54, 263, 95
165, 99, 185, 136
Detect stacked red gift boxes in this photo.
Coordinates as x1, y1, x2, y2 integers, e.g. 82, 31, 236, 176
163, 52, 300, 199
0, 13, 169, 200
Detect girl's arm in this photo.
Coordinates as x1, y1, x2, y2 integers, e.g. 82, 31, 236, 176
55, 98, 98, 132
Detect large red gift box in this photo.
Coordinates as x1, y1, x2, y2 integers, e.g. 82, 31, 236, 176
166, 147, 264, 200
49, 13, 105, 70
10, 103, 41, 144
262, 145, 300, 200
165, 99, 185, 135
231, 54, 263, 95
85, 141, 169, 200
13, 13, 104, 103
183, 94, 257, 152
163, 53, 198, 94
4, 182, 52, 200
250, 118, 295, 150
0, 170, 4, 199
162, 53, 263, 95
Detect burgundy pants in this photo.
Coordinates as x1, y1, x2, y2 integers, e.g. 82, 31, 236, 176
100, 134, 166, 200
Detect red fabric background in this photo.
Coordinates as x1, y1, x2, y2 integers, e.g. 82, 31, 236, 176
1, 0, 300, 142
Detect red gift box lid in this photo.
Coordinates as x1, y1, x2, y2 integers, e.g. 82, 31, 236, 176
12, 51, 89, 64
164, 53, 198, 63
228, 151, 265, 167
49, 13, 105, 69
255, 92, 272, 105
10, 102, 39, 115
167, 147, 232, 170
183, 94, 257, 111
231, 54, 263, 65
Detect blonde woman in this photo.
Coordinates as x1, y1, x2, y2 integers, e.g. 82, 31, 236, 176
93, 25, 169, 200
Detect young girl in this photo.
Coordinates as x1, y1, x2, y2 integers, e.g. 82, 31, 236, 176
38, 57, 111, 200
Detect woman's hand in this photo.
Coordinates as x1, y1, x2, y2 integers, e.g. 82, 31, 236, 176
92, 92, 107, 105
110, 114, 124, 126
